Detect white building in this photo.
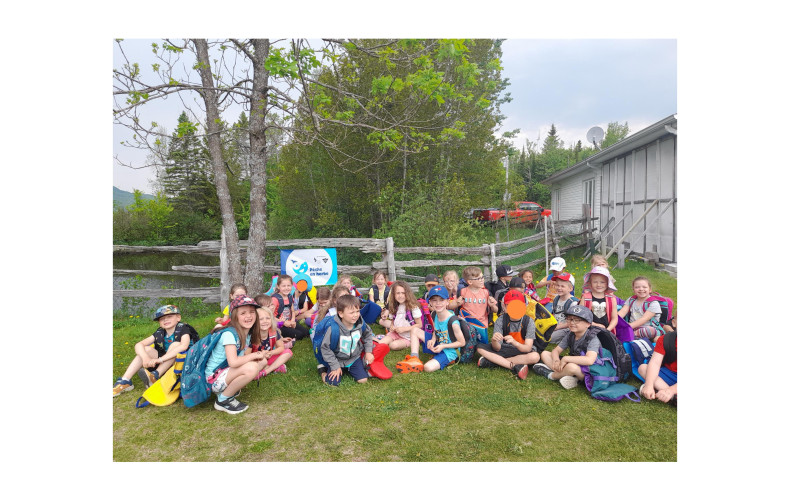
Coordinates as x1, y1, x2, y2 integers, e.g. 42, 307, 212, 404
542, 114, 677, 264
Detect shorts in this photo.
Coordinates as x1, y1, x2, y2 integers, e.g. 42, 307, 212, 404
325, 357, 369, 386
477, 342, 532, 358
421, 331, 458, 370
207, 367, 230, 394
385, 330, 411, 345
658, 366, 678, 386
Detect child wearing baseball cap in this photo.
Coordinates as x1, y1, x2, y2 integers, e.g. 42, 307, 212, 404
476, 290, 540, 379
113, 305, 200, 397
535, 257, 575, 311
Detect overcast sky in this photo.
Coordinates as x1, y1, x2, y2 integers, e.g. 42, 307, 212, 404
113, 38, 676, 193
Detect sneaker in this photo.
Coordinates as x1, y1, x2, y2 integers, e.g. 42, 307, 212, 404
274, 364, 287, 374
395, 355, 424, 374
478, 357, 494, 369
214, 396, 249, 415
559, 376, 579, 389
137, 367, 158, 389
531, 363, 553, 379
511, 364, 529, 380
112, 379, 133, 397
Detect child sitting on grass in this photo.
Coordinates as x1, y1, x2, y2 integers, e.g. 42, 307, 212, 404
458, 266, 498, 362
395, 286, 466, 373
113, 305, 199, 397
548, 273, 579, 344
536, 257, 576, 310
476, 290, 540, 380
639, 329, 677, 406
580, 266, 619, 333
321, 295, 374, 386
531, 305, 601, 390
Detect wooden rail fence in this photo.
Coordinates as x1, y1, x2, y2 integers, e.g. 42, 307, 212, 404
114, 212, 597, 309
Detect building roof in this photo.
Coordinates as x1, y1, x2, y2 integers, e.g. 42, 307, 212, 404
542, 114, 677, 185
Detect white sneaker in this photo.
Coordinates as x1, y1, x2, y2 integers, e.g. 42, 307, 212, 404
559, 376, 579, 389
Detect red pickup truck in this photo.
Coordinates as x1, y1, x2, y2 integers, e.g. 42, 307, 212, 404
472, 201, 550, 224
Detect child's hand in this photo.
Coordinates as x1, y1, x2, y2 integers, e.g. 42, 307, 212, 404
263, 351, 273, 360
643, 385, 656, 400
327, 368, 342, 382
503, 335, 514, 344
487, 296, 497, 307
656, 388, 673, 403
144, 358, 159, 368
430, 342, 443, 353
426, 337, 436, 351
364, 352, 374, 365
214, 317, 223, 324
552, 359, 562, 372
492, 332, 503, 343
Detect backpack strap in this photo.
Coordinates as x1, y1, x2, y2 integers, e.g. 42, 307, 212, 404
329, 320, 341, 352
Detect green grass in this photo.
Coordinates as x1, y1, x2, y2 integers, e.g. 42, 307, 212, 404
113, 257, 677, 462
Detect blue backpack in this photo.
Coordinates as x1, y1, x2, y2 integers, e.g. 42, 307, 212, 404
625, 338, 655, 382
180, 328, 236, 408
580, 347, 640, 402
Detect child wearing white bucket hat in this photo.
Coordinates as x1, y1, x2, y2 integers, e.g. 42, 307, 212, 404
580, 266, 619, 333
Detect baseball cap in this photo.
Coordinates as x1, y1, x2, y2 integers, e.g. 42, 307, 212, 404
551, 272, 572, 282
153, 304, 180, 321
229, 295, 261, 314
508, 277, 525, 289
549, 257, 566, 271
496, 265, 517, 278
426, 285, 449, 300
503, 289, 526, 305
564, 304, 593, 324
424, 274, 439, 286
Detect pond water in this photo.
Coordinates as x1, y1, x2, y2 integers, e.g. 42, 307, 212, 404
113, 252, 220, 313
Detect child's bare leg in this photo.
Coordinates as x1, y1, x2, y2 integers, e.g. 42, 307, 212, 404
222, 361, 262, 397
424, 359, 441, 372
554, 361, 584, 380
121, 346, 158, 380
387, 338, 411, 351
539, 350, 554, 366
263, 350, 293, 376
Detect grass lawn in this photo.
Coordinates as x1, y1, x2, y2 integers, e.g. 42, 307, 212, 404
113, 257, 676, 462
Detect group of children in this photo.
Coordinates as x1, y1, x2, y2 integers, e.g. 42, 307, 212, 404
113, 255, 677, 414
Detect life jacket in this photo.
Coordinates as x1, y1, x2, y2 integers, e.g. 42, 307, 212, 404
370, 285, 390, 305
625, 295, 666, 334
271, 293, 294, 319
581, 292, 618, 327
152, 322, 200, 356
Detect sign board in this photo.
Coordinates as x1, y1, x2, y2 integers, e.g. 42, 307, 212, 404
280, 248, 338, 287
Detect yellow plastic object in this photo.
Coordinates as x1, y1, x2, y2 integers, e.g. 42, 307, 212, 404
138, 351, 186, 407
525, 298, 557, 336
308, 286, 317, 304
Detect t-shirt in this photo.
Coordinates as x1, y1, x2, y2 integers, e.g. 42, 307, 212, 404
654, 334, 677, 373
629, 299, 662, 322
204, 329, 249, 378
558, 331, 601, 355
393, 304, 421, 328
493, 314, 537, 352
460, 287, 489, 323
589, 296, 609, 327
553, 295, 579, 324
431, 315, 459, 361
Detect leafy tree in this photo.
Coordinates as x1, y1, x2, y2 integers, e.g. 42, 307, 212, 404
601, 121, 630, 148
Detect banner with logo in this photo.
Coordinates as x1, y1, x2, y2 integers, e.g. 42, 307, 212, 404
280, 248, 338, 287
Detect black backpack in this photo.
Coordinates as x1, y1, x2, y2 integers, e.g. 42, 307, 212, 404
569, 325, 632, 383
431, 312, 471, 344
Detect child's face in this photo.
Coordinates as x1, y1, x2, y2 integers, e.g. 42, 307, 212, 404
429, 296, 448, 313
374, 275, 386, 287
337, 305, 360, 325
592, 259, 608, 268
633, 280, 651, 298
278, 280, 293, 295
393, 286, 407, 304
256, 309, 272, 330
318, 298, 329, 308
521, 273, 533, 285
236, 306, 258, 330
555, 280, 571, 295
501, 275, 513, 284
158, 314, 181, 331
340, 278, 353, 289
590, 275, 608, 294
467, 275, 484, 289
444, 274, 458, 292
231, 288, 247, 300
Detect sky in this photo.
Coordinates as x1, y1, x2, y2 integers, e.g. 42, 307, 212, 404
113, 38, 676, 193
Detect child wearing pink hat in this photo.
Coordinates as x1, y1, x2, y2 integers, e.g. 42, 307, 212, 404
580, 266, 619, 333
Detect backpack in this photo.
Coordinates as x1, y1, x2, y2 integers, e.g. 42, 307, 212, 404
625, 294, 672, 333
525, 298, 557, 351
271, 292, 293, 319
180, 328, 238, 408
135, 350, 188, 408
430, 312, 471, 344
569, 325, 632, 383
371, 284, 390, 305
624, 338, 654, 382
551, 295, 580, 321
152, 322, 200, 356
580, 347, 641, 402
410, 299, 434, 335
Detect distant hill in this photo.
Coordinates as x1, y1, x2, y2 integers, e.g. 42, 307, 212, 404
114, 186, 155, 209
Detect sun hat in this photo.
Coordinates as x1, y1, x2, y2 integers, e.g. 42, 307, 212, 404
508, 277, 525, 289
424, 274, 439, 287
503, 289, 526, 305
551, 272, 572, 282
496, 265, 517, 278
549, 257, 566, 271
153, 305, 180, 321
564, 304, 593, 324
426, 285, 449, 300
583, 266, 617, 291
229, 295, 261, 314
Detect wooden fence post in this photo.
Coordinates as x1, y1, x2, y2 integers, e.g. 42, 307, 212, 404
489, 243, 497, 279
220, 228, 229, 312
385, 237, 396, 282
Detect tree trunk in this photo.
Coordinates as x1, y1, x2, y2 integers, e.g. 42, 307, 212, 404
244, 38, 271, 295
192, 39, 243, 284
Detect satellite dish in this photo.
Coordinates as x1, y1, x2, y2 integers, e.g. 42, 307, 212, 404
586, 126, 605, 150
